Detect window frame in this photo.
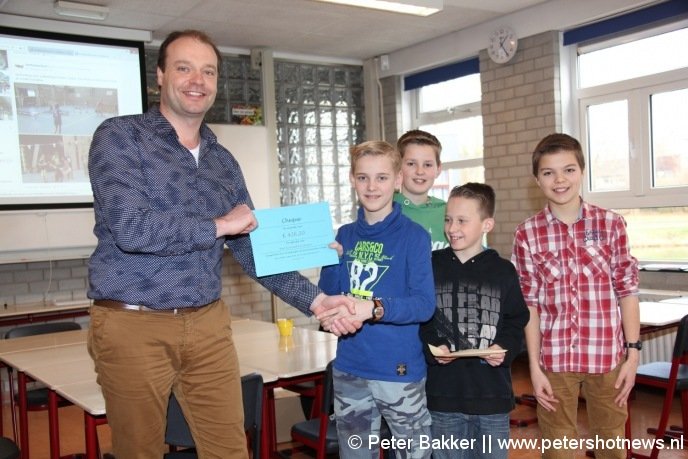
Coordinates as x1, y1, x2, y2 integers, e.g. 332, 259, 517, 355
408, 83, 484, 189
574, 24, 688, 210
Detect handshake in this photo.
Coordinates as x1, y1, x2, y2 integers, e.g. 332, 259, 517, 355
310, 293, 375, 336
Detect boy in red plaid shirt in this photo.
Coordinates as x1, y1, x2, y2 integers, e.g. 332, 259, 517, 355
512, 133, 640, 459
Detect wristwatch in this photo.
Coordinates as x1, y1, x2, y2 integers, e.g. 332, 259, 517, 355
624, 341, 642, 351
371, 298, 384, 322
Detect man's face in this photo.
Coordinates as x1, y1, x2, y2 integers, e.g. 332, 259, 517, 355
157, 36, 218, 122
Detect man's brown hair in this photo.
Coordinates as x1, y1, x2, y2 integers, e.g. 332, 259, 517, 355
157, 30, 222, 73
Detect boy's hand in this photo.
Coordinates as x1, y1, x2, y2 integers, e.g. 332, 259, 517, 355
315, 298, 374, 336
328, 241, 344, 257
311, 294, 360, 336
530, 366, 559, 412
614, 352, 639, 406
316, 304, 363, 336
433, 344, 453, 365
483, 344, 505, 367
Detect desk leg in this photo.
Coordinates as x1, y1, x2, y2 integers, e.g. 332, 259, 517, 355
84, 413, 98, 459
48, 390, 60, 459
17, 372, 29, 459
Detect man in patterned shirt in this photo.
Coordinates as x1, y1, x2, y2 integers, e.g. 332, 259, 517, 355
87, 30, 356, 459
512, 133, 640, 459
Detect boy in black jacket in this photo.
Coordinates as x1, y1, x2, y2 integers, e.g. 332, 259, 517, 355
420, 183, 529, 459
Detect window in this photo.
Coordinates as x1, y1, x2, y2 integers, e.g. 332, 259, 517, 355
576, 23, 688, 261
410, 73, 484, 201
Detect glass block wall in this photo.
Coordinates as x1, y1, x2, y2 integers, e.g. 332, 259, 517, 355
275, 61, 364, 225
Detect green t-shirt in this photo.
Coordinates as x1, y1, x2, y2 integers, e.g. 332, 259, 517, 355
394, 191, 448, 251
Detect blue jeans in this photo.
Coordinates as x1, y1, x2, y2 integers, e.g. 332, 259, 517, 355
429, 411, 509, 459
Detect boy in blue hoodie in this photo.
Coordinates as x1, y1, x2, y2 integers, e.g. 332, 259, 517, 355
318, 140, 436, 459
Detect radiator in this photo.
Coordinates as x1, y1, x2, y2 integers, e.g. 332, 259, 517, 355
639, 326, 677, 365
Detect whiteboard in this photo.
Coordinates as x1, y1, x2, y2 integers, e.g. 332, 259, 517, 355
0, 124, 273, 264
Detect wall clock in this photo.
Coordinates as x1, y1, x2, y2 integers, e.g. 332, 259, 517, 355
488, 26, 518, 64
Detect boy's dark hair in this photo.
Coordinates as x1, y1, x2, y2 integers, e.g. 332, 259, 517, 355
448, 182, 496, 219
157, 30, 222, 74
397, 129, 442, 164
531, 133, 585, 177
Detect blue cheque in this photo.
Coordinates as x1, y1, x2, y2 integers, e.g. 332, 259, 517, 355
250, 202, 339, 277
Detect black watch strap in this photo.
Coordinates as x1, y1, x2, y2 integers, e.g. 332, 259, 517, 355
624, 341, 642, 350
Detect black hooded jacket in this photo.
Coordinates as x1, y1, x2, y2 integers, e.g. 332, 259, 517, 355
420, 248, 529, 414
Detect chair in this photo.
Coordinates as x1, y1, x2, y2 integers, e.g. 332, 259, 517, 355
631, 314, 688, 459
164, 372, 264, 459
288, 361, 338, 459
0, 437, 20, 459
4, 321, 82, 443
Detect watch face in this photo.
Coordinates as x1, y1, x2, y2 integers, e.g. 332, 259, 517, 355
488, 27, 518, 64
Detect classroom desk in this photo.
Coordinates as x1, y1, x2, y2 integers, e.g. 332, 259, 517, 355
660, 296, 688, 305
51, 365, 278, 459
0, 301, 90, 327
638, 301, 688, 332
235, 321, 338, 459
0, 319, 335, 459
0, 329, 89, 457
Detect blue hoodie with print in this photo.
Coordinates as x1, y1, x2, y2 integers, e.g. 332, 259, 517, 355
319, 202, 436, 383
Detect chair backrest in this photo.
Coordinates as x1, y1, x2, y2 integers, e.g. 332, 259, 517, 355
164, 393, 195, 449
671, 314, 688, 359
241, 373, 263, 459
320, 361, 334, 417
5, 321, 81, 339
0, 436, 20, 459
165, 373, 265, 455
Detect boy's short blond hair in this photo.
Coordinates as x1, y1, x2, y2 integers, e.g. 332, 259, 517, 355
350, 140, 401, 175
396, 129, 442, 165
531, 133, 586, 177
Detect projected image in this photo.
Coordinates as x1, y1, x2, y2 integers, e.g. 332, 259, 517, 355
0, 28, 144, 206
15, 83, 118, 136
19, 134, 91, 184
0, 96, 12, 121
0, 71, 8, 96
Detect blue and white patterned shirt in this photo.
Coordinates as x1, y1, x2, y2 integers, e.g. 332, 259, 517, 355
87, 106, 319, 311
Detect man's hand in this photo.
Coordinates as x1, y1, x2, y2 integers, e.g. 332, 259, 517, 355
531, 366, 559, 412
322, 298, 375, 336
311, 295, 375, 336
311, 294, 359, 336
214, 204, 257, 237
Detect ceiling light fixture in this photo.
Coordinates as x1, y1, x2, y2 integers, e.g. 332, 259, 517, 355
54, 0, 109, 21
315, 0, 442, 17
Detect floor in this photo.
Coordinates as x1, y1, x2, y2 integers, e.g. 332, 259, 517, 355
2, 356, 687, 458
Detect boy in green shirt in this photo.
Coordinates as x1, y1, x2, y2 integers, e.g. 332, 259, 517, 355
394, 129, 448, 250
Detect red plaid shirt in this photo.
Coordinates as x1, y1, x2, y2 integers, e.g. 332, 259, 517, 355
512, 201, 639, 373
